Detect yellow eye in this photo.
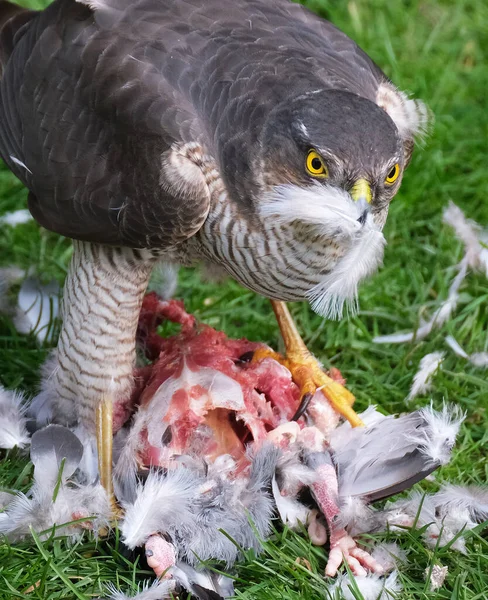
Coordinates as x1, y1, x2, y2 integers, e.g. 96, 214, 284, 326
306, 150, 328, 178
385, 163, 400, 185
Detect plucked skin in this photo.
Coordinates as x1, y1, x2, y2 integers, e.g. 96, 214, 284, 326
0, 0, 426, 428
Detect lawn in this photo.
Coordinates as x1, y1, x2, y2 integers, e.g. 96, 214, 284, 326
0, 0, 487, 598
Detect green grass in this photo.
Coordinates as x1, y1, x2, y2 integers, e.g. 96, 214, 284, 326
1, 0, 487, 598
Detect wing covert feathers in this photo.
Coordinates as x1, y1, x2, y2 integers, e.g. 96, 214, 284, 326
332, 404, 464, 501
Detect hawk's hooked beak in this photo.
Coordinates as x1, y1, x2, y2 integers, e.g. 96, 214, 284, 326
350, 178, 372, 225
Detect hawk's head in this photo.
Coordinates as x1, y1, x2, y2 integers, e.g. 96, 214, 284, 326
197, 87, 428, 319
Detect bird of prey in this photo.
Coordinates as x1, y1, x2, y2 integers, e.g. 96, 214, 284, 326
0, 0, 427, 493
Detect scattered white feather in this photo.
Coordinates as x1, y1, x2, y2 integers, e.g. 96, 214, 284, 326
353, 483, 481, 555
14, 277, 60, 343
374, 259, 467, 344
371, 543, 407, 573
271, 477, 311, 528
0, 387, 30, 449
385, 490, 437, 530
469, 352, 488, 367
445, 335, 469, 359
0, 209, 33, 227
445, 336, 488, 369
0, 267, 25, 314
105, 580, 175, 600
120, 469, 197, 549
443, 202, 488, 276
427, 564, 448, 591
0, 475, 111, 543
328, 570, 402, 600
382, 486, 475, 553
407, 352, 445, 401
0, 491, 15, 509
406, 403, 464, 466
375, 205, 487, 345
434, 484, 488, 523
336, 496, 376, 537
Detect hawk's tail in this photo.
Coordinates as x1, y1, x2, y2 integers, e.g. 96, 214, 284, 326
0, 1, 35, 78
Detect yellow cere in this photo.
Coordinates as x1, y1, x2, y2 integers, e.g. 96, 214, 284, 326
350, 178, 372, 204
306, 149, 328, 178
385, 163, 400, 185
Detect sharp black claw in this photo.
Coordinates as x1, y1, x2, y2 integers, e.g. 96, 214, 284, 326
236, 350, 254, 364
292, 392, 313, 421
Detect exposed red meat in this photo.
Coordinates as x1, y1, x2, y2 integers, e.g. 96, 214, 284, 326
131, 293, 308, 469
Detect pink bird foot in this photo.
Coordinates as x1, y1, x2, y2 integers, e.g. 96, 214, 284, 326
326, 530, 384, 577
145, 534, 177, 579
307, 509, 328, 546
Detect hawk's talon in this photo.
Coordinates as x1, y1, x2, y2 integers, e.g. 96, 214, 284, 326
264, 300, 364, 427
291, 392, 313, 421
96, 396, 123, 522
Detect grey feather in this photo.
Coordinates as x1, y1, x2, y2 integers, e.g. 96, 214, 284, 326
0, 490, 15, 509
113, 412, 152, 505
330, 405, 462, 501
120, 445, 276, 566
359, 488, 480, 554
31, 424, 84, 482
172, 563, 234, 599
0, 475, 111, 543
0, 425, 110, 542
27, 352, 58, 426
120, 468, 198, 549
276, 450, 317, 495
13, 277, 59, 343
434, 484, 488, 523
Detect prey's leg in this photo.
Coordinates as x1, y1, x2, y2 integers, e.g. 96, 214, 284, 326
37, 242, 156, 498
307, 453, 382, 577
145, 534, 177, 579
254, 301, 363, 427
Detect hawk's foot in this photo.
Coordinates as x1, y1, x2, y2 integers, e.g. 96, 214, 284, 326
255, 301, 364, 427
96, 396, 122, 520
